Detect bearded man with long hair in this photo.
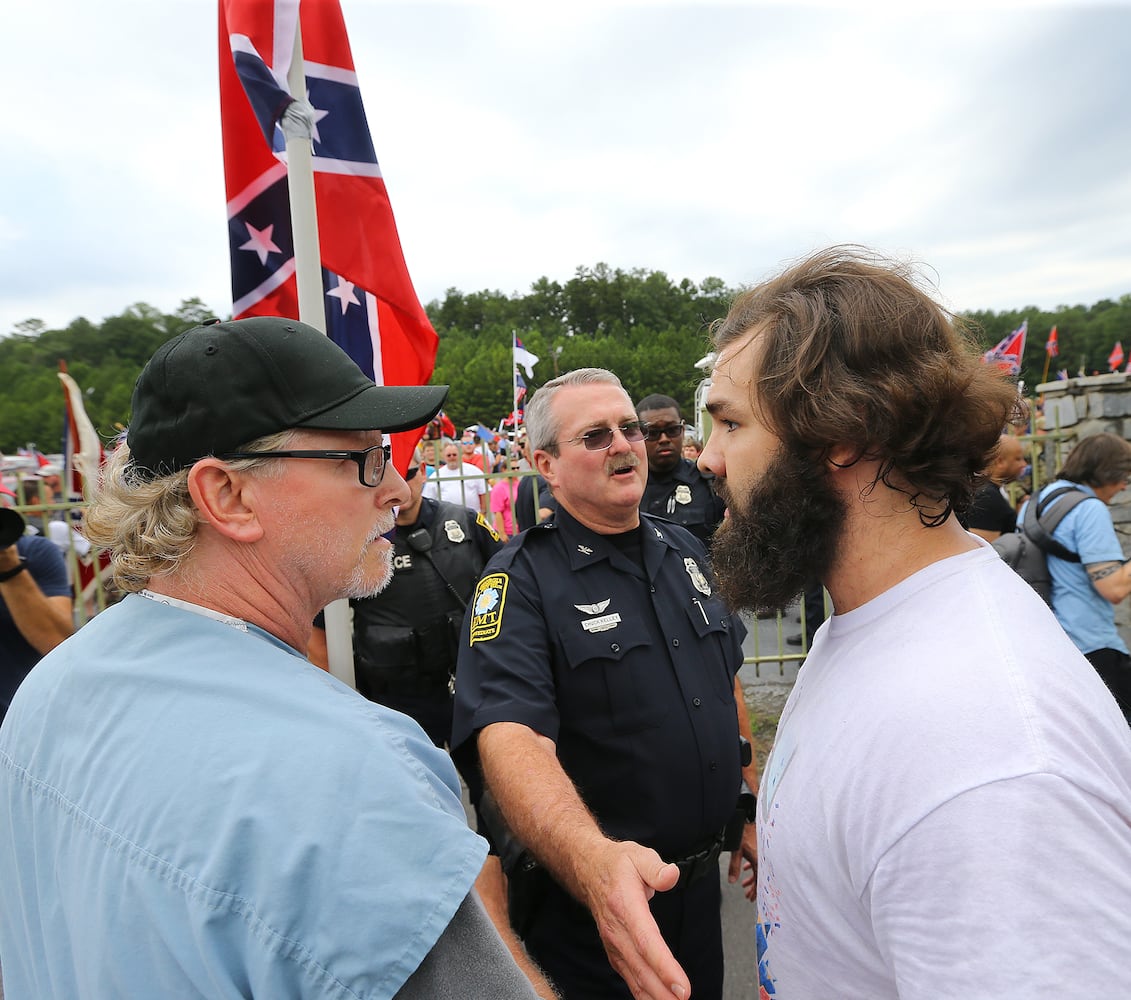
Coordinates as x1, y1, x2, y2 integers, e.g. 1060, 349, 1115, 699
699, 246, 1131, 999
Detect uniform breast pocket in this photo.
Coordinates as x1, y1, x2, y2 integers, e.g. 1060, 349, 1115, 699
557, 620, 669, 735
683, 595, 738, 703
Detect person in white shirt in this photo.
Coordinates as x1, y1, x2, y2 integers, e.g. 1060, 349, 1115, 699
423, 441, 488, 513
699, 246, 1131, 1000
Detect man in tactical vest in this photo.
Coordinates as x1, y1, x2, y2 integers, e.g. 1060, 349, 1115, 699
310, 446, 503, 748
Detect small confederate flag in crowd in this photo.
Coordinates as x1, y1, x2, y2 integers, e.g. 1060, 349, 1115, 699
1109, 341, 1124, 372
982, 320, 1027, 376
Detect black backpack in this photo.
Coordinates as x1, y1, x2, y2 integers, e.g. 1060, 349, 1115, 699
991, 485, 1099, 605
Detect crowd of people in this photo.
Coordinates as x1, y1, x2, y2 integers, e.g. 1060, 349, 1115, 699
1, 249, 1130, 1000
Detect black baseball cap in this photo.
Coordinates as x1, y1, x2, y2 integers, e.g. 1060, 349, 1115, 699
127, 317, 448, 477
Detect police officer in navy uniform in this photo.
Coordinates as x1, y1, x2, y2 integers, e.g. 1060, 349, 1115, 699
636, 394, 726, 542
310, 446, 502, 748
452, 369, 758, 1000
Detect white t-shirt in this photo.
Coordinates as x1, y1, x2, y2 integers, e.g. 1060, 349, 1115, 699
46, 519, 92, 558
422, 463, 487, 511
757, 542, 1131, 999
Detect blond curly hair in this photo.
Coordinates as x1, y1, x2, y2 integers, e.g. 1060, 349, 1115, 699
85, 430, 296, 593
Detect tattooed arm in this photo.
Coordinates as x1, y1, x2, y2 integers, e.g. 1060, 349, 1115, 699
1086, 560, 1131, 604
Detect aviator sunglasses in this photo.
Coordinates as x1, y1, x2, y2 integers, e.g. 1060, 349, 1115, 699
557, 421, 646, 452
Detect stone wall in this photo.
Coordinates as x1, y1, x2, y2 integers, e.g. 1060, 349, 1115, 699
1035, 373, 1131, 643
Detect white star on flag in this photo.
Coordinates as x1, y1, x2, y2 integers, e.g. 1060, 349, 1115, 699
239, 223, 282, 266
326, 277, 361, 314
306, 89, 331, 145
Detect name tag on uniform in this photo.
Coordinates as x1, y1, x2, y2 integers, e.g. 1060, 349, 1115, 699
581, 613, 621, 633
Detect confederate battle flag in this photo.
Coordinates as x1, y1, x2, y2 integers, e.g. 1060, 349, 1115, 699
218, 0, 438, 471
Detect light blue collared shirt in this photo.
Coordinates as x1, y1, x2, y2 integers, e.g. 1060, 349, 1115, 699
0, 594, 486, 999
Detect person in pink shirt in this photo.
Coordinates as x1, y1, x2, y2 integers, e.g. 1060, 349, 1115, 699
490, 457, 522, 538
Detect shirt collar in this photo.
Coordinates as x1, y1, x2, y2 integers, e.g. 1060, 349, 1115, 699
552, 504, 678, 578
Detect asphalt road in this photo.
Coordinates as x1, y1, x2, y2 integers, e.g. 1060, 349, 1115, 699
720, 852, 760, 998
722, 609, 804, 999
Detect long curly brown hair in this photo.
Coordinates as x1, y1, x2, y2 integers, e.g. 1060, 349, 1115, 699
712, 246, 1027, 525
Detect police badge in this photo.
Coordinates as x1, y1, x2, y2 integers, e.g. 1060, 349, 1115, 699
674, 484, 693, 505
444, 520, 466, 543
684, 557, 712, 596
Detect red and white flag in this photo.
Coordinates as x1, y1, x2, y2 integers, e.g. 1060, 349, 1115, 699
982, 320, 1027, 376
219, 0, 438, 472
1110, 341, 1125, 372
58, 370, 104, 501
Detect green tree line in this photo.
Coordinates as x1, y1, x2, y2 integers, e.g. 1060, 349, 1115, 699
3, 266, 1131, 455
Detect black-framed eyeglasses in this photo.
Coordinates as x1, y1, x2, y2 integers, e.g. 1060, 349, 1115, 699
558, 421, 646, 452
220, 444, 391, 487
644, 421, 686, 441
405, 465, 422, 482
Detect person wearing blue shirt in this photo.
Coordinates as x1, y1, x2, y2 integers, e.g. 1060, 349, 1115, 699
0, 499, 73, 720
1027, 432, 1131, 721
0, 318, 545, 1000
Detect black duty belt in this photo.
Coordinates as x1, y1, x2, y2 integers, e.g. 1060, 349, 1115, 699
668, 829, 725, 889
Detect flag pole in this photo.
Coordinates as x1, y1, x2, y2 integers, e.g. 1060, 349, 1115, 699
511, 330, 519, 436
284, 27, 324, 333
284, 20, 355, 689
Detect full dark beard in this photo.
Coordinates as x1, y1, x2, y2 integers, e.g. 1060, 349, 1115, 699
709, 443, 847, 616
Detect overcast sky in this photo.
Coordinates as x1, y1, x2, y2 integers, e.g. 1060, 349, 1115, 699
3, 0, 1129, 337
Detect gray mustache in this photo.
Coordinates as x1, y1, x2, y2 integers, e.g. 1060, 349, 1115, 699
606, 454, 641, 474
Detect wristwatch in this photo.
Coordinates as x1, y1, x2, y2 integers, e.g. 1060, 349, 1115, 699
737, 780, 757, 824
0, 560, 28, 582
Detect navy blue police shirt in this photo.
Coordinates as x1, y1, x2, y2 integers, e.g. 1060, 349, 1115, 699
451, 504, 746, 861
640, 457, 727, 542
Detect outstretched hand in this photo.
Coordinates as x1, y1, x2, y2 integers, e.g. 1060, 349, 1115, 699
583, 841, 691, 1000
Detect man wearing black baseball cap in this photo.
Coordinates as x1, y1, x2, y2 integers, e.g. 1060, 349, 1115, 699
0, 318, 547, 999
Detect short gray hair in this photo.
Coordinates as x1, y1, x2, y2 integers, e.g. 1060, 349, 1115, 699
85, 429, 298, 593
524, 368, 625, 456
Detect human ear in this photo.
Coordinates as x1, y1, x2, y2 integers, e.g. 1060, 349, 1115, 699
533, 449, 557, 486
186, 459, 265, 544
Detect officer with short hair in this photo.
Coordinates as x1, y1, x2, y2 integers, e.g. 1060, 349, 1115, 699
636, 394, 725, 542
453, 368, 758, 1000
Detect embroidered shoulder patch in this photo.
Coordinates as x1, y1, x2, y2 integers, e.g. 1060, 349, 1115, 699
470, 572, 509, 644
476, 511, 502, 542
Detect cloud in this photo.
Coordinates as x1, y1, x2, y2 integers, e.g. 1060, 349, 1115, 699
2, 1, 1129, 334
